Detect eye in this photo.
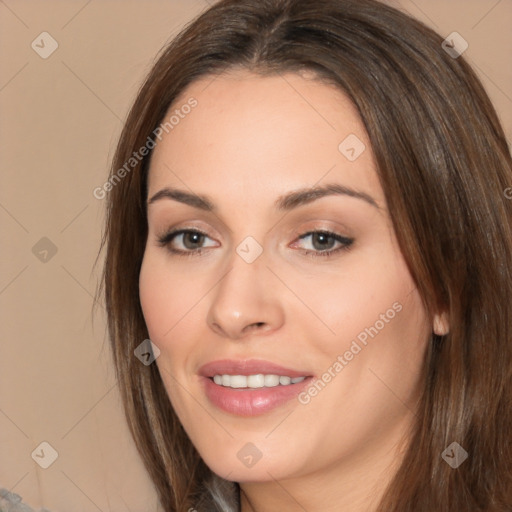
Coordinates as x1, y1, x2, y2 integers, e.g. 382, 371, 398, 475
157, 228, 354, 259
292, 230, 354, 258
157, 229, 217, 256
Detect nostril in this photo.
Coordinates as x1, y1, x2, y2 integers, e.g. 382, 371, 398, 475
245, 322, 266, 332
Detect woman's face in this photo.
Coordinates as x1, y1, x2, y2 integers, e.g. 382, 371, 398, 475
139, 70, 433, 485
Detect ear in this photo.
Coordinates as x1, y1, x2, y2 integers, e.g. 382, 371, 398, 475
433, 310, 450, 336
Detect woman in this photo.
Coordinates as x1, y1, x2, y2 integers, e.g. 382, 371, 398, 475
96, 0, 512, 510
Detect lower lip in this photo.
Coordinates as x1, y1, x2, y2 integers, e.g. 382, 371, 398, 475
201, 376, 312, 416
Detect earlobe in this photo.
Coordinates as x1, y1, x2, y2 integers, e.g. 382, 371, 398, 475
433, 311, 450, 336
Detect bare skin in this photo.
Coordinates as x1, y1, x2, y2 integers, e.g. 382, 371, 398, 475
139, 69, 448, 511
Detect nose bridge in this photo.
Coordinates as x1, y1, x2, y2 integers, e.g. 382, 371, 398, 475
206, 241, 285, 339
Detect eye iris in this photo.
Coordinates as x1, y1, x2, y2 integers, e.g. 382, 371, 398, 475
183, 232, 204, 249
312, 233, 335, 251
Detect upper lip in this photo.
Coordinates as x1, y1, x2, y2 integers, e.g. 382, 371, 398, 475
198, 359, 312, 378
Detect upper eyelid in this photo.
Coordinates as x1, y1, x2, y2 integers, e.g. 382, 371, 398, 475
157, 217, 352, 235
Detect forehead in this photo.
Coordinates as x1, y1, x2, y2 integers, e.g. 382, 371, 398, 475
147, 69, 383, 209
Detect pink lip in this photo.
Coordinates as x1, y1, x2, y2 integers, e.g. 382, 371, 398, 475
198, 359, 314, 417
198, 359, 310, 378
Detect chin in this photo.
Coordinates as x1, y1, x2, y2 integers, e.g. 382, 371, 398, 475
197, 440, 308, 483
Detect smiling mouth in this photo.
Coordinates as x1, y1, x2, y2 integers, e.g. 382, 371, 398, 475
198, 358, 314, 415
210, 374, 306, 389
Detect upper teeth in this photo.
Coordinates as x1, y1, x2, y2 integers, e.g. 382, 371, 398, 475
213, 374, 306, 389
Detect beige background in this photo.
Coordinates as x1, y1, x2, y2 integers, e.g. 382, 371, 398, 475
1, 0, 510, 510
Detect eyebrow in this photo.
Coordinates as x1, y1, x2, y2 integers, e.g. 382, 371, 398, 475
147, 183, 380, 211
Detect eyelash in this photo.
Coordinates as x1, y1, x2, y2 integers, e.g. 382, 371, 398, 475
156, 228, 354, 260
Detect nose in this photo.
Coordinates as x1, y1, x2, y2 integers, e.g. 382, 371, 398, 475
206, 249, 285, 340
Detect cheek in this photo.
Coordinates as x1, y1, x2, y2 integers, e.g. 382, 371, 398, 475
306, 252, 417, 350
301, 246, 430, 416
138, 253, 195, 408
321, 257, 428, 407
139, 252, 199, 340
139, 256, 168, 339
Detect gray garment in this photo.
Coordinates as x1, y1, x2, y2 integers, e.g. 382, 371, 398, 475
0, 475, 239, 512
0, 489, 51, 512
194, 474, 240, 512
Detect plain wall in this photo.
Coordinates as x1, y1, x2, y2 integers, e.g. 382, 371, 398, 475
1, 0, 510, 510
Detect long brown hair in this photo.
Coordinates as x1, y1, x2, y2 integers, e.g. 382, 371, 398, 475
95, 0, 512, 510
